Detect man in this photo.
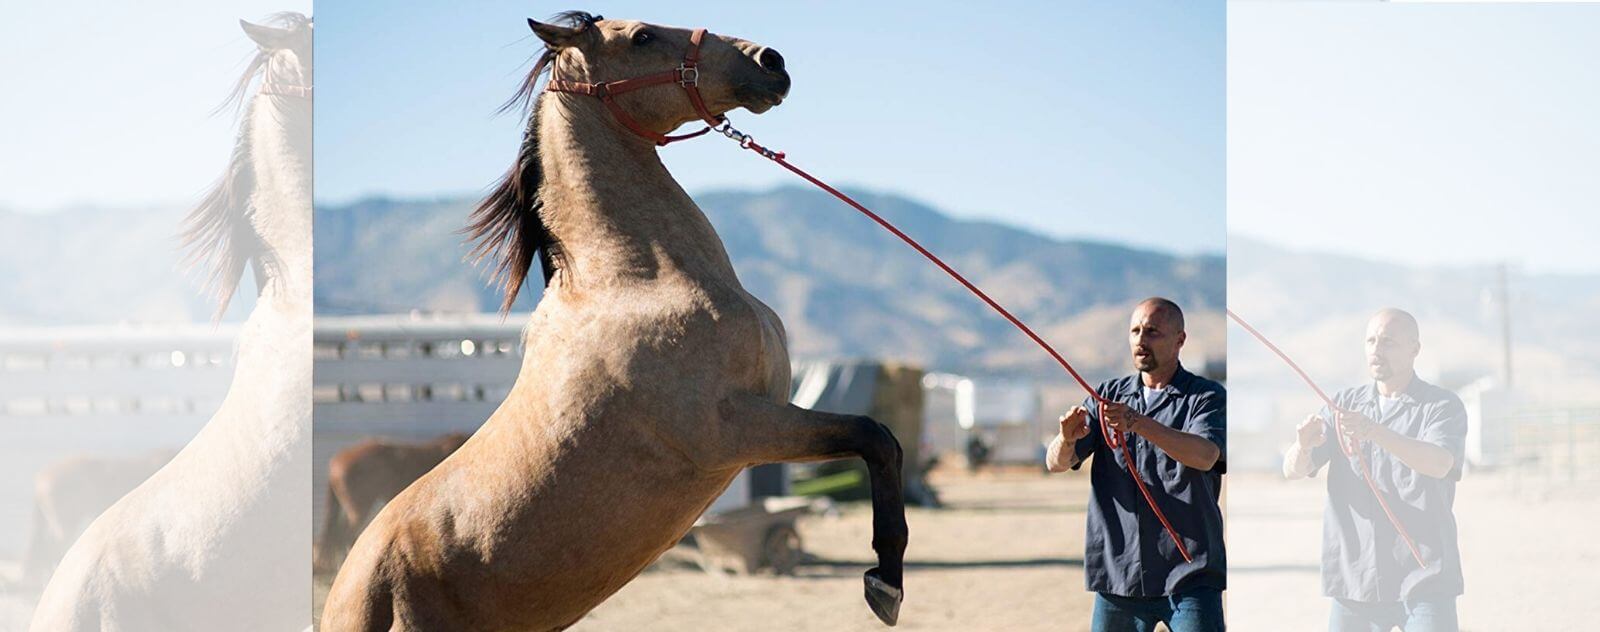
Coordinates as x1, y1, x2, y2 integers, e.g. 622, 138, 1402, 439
1047, 298, 1227, 632
1283, 308, 1466, 632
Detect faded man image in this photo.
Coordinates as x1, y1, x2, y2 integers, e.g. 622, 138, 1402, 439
1283, 308, 1467, 632
1047, 298, 1227, 632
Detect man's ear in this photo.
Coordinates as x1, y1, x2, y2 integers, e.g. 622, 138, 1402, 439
528, 18, 585, 49
240, 19, 291, 50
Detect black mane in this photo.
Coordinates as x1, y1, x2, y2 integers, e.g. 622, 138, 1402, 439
465, 12, 598, 312
465, 91, 563, 313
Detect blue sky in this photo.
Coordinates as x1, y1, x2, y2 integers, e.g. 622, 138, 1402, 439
314, 1, 1225, 256
0, 0, 311, 213
1231, 2, 1600, 274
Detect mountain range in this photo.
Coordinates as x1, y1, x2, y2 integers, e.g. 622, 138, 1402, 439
313, 186, 1227, 382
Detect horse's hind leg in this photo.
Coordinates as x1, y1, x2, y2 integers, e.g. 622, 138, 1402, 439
716, 394, 907, 626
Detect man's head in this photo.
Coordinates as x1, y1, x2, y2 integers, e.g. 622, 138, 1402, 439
1365, 307, 1421, 383
1130, 298, 1186, 374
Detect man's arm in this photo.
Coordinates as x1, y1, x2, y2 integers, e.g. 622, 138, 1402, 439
1045, 433, 1081, 473
1283, 414, 1324, 479
1102, 402, 1220, 471
1045, 406, 1092, 473
1342, 411, 1456, 479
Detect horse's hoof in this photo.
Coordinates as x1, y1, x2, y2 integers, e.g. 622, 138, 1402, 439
863, 568, 902, 626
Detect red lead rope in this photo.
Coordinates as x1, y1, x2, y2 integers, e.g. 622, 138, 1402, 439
716, 123, 1193, 564
1225, 309, 1425, 568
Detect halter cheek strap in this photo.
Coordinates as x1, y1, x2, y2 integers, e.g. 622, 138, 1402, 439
545, 28, 725, 146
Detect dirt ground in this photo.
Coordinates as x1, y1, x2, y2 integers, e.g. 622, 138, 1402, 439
22, 466, 1592, 630
312, 467, 1107, 631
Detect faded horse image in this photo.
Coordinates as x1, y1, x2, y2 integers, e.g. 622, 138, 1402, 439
1282, 309, 1465, 631
23, 14, 313, 631
1047, 299, 1227, 632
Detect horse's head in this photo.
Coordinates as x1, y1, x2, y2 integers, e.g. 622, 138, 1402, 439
530, 12, 790, 131
185, 13, 314, 319
239, 14, 313, 93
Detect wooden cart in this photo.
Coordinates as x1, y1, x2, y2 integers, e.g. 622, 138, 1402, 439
690, 497, 814, 576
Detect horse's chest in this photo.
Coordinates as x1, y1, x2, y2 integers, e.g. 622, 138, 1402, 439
712, 290, 789, 399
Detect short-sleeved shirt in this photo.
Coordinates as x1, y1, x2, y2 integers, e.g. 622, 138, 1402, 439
1309, 374, 1467, 602
1070, 366, 1227, 597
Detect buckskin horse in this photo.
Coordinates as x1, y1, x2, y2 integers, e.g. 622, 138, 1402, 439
321, 12, 907, 630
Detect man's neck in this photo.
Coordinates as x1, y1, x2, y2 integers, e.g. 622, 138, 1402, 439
1141, 363, 1180, 389
1376, 371, 1415, 397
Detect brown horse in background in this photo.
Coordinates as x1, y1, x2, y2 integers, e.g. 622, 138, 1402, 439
314, 433, 469, 574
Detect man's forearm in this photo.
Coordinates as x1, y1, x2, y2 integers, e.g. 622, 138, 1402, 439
1045, 432, 1082, 473
1135, 420, 1221, 471
1370, 425, 1455, 478
1283, 441, 1316, 479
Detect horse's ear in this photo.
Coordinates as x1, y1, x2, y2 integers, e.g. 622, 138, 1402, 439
240, 19, 291, 50
528, 18, 584, 49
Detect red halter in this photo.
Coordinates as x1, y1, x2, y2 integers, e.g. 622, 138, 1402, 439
545, 27, 724, 146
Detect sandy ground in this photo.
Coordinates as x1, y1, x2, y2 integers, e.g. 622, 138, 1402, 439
1227, 470, 1600, 632
19, 467, 1594, 630
312, 468, 1107, 631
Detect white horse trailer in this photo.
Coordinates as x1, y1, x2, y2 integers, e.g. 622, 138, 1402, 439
923, 373, 1044, 466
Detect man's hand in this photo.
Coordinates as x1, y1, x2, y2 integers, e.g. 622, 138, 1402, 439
1336, 410, 1376, 447
1100, 402, 1148, 435
1296, 414, 1326, 448
1059, 406, 1091, 442
1046, 406, 1092, 472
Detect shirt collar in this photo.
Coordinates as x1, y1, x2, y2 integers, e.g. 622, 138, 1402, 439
1123, 364, 1193, 398
1363, 372, 1425, 406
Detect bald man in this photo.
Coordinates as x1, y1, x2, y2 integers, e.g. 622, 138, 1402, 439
1047, 298, 1227, 632
1283, 308, 1467, 632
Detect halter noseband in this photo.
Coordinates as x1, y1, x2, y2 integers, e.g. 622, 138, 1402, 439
545, 27, 724, 146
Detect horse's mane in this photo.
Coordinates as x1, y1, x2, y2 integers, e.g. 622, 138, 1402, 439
182, 12, 309, 319
466, 10, 599, 313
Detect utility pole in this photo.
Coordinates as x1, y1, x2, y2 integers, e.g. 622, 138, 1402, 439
1497, 262, 1513, 389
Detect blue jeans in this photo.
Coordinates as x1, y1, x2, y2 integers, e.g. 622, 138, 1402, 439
1092, 587, 1225, 632
1329, 598, 1458, 632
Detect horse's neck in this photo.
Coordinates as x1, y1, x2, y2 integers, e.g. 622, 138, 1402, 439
200, 94, 312, 444
538, 96, 739, 287
247, 93, 312, 305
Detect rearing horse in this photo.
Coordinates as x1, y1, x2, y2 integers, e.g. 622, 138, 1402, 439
322, 12, 907, 630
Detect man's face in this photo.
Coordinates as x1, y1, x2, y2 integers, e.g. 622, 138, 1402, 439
1129, 304, 1185, 373
1365, 313, 1420, 382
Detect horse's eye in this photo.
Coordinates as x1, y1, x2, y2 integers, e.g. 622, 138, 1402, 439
631, 31, 653, 46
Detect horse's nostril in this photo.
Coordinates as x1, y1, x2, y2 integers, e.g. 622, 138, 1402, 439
758, 48, 785, 73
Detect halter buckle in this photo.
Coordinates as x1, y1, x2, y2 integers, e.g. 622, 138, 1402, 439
677, 64, 700, 87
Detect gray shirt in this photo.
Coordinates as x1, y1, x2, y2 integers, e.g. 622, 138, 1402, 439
1310, 374, 1467, 602
1071, 366, 1227, 597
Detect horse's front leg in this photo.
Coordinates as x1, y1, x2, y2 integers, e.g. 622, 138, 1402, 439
715, 393, 907, 626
